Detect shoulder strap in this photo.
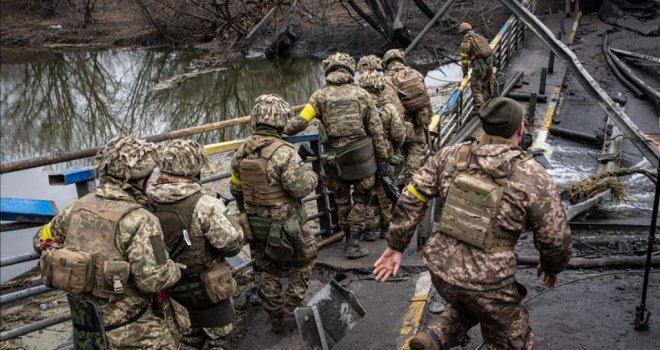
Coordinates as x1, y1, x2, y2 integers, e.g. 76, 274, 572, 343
261, 139, 293, 160
455, 144, 472, 171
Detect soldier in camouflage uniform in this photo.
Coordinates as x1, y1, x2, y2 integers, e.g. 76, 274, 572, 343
35, 136, 182, 350
357, 54, 406, 117
382, 49, 431, 185
358, 71, 406, 240
459, 22, 494, 109
285, 52, 389, 259
148, 140, 243, 349
374, 98, 572, 350
230, 94, 319, 333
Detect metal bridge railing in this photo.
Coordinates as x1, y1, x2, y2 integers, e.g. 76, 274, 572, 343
431, 0, 537, 149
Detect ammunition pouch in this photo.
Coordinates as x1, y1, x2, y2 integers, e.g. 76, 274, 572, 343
248, 205, 308, 263
321, 137, 377, 180
200, 263, 236, 303
170, 271, 213, 308
412, 108, 431, 128
41, 247, 94, 295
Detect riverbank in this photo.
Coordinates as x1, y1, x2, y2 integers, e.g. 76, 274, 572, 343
0, 0, 511, 66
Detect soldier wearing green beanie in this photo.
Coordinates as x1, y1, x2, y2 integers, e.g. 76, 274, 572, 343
374, 98, 572, 349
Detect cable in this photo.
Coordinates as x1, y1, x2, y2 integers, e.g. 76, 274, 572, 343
473, 270, 660, 350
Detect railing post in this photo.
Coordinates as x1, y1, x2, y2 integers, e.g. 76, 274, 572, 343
310, 139, 333, 238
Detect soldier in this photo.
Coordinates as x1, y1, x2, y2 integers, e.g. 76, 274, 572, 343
36, 136, 182, 349
285, 52, 389, 259
149, 139, 243, 350
230, 94, 319, 333
358, 71, 406, 240
382, 48, 432, 184
374, 98, 572, 350
357, 54, 406, 116
459, 22, 495, 109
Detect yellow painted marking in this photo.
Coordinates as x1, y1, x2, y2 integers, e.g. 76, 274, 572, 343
300, 104, 317, 122
568, 11, 582, 43
204, 140, 245, 155
400, 294, 429, 350
428, 114, 441, 133
542, 107, 556, 129
407, 184, 430, 203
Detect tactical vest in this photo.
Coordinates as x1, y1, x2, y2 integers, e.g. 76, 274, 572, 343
437, 145, 523, 253
467, 33, 493, 59
320, 88, 368, 140
150, 191, 206, 268
240, 139, 293, 207
64, 194, 145, 301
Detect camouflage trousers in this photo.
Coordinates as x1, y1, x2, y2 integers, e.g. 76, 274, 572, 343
427, 275, 533, 350
180, 324, 233, 350
106, 310, 177, 350
469, 59, 494, 109
252, 242, 316, 325
322, 173, 377, 233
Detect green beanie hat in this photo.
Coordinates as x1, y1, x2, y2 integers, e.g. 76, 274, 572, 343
478, 97, 524, 138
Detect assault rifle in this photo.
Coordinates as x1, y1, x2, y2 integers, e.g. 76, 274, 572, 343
297, 143, 316, 161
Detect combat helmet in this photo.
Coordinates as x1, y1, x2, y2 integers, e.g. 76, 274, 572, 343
357, 55, 383, 73
251, 94, 292, 132
322, 52, 356, 76
458, 22, 472, 34
382, 49, 405, 68
159, 139, 208, 177
94, 135, 158, 181
358, 71, 385, 92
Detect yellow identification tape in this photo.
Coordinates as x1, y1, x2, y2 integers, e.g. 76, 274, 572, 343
230, 173, 241, 186
41, 222, 53, 241
407, 184, 430, 203
300, 104, 317, 122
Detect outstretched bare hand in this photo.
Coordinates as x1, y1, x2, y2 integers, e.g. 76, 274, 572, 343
537, 264, 558, 288
373, 247, 402, 282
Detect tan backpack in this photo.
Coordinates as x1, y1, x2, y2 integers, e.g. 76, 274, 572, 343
392, 67, 429, 113
471, 34, 493, 58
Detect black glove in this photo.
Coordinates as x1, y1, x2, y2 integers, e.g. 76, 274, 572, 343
297, 143, 314, 160
377, 163, 388, 178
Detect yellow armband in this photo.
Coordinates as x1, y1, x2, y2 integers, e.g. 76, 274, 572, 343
300, 104, 317, 122
41, 222, 53, 241
407, 183, 430, 203
230, 173, 241, 186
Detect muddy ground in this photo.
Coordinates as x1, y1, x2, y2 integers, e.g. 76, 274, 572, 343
0, 0, 512, 66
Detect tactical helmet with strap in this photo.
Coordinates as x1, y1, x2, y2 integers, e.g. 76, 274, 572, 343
159, 140, 208, 177
250, 94, 292, 132
94, 136, 158, 181
323, 52, 356, 76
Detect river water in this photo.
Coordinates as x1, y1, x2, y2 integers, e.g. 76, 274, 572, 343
0, 48, 325, 282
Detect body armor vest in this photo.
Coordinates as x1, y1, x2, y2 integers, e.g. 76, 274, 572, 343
320, 88, 368, 140
151, 191, 235, 327
437, 145, 522, 253
65, 194, 144, 300
240, 138, 293, 207
466, 33, 493, 59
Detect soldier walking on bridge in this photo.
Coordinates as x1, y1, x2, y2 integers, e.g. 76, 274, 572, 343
374, 98, 572, 350
231, 94, 319, 333
382, 49, 432, 185
35, 136, 182, 349
286, 52, 389, 260
357, 54, 406, 117
459, 22, 495, 110
149, 140, 243, 349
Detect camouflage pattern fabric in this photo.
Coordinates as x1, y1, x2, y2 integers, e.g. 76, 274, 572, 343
159, 140, 209, 177
43, 180, 182, 349
428, 276, 533, 350
180, 325, 234, 350
461, 31, 494, 108
356, 54, 382, 73
322, 52, 356, 76
148, 181, 243, 270
230, 122, 318, 328
388, 135, 572, 291
251, 94, 292, 132
95, 135, 159, 181
382, 49, 405, 69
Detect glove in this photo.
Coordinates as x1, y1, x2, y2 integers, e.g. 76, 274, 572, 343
377, 163, 388, 178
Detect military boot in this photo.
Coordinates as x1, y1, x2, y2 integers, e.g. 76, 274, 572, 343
362, 230, 377, 242
282, 305, 298, 331
409, 330, 441, 350
269, 312, 285, 334
346, 232, 368, 259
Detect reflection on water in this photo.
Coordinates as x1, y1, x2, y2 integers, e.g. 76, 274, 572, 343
0, 49, 324, 164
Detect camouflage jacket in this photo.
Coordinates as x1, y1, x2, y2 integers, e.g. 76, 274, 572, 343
460, 31, 492, 73
382, 77, 406, 116
41, 181, 181, 325
284, 69, 389, 162
230, 135, 318, 222
148, 181, 243, 270
373, 94, 406, 159
388, 136, 572, 291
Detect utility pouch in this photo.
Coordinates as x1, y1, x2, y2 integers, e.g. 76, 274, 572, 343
413, 108, 431, 127
332, 137, 378, 180
320, 152, 339, 179
238, 213, 253, 243
43, 247, 94, 295
248, 215, 272, 241
200, 263, 236, 303
265, 224, 294, 262
103, 261, 131, 294
283, 205, 308, 253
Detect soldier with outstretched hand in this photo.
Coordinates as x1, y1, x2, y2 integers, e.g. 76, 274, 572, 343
374, 97, 572, 350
